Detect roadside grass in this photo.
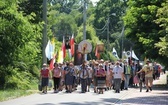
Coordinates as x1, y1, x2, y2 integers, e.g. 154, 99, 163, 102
0, 83, 38, 102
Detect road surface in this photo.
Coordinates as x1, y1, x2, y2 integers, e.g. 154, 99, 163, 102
0, 73, 168, 105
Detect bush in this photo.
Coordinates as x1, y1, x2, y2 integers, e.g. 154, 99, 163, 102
4, 68, 30, 89
0, 65, 38, 90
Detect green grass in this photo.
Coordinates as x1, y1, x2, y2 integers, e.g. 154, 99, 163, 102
0, 89, 37, 101
0, 83, 38, 102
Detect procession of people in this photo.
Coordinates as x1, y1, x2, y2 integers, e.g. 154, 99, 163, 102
40, 59, 164, 94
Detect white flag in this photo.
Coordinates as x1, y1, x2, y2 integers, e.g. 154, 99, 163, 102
132, 50, 139, 60
45, 40, 55, 60
112, 48, 119, 59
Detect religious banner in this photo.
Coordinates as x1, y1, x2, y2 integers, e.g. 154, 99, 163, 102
97, 44, 104, 53
74, 44, 83, 65
78, 40, 92, 54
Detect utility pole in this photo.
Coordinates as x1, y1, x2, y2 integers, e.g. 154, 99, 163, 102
83, 0, 87, 40
83, 0, 87, 60
42, 0, 47, 64
107, 16, 110, 46
121, 26, 124, 59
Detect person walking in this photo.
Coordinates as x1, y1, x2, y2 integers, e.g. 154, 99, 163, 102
59, 63, 65, 91
87, 67, 93, 92
79, 61, 89, 93
123, 61, 131, 90
105, 62, 112, 90
137, 60, 153, 92
112, 61, 124, 93
65, 63, 75, 93
40, 63, 50, 94
52, 63, 61, 93
96, 64, 106, 94
93, 62, 99, 93
153, 62, 160, 80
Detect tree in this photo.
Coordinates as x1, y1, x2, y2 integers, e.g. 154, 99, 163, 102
0, 0, 42, 89
94, 0, 126, 39
18, 0, 43, 23
123, 0, 166, 60
93, 0, 127, 56
155, 1, 168, 56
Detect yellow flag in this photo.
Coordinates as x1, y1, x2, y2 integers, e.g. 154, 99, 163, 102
57, 50, 63, 63
51, 37, 55, 44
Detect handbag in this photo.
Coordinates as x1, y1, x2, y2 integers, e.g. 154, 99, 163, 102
38, 80, 42, 91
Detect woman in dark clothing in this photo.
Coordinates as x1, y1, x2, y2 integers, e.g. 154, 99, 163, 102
65, 63, 75, 93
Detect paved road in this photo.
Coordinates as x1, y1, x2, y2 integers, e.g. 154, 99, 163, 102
0, 73, 168, 105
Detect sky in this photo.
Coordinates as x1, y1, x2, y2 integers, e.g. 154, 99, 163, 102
90, 0, 100, 6
91, 0, 100, 2
91, 0, 100, 4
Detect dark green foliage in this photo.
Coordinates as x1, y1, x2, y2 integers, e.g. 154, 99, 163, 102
0, 0, 42, 89
18, 0, 43, 23
123, 0, 168, 64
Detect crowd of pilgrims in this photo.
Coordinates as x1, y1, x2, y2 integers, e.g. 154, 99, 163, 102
40, 59, 163, 94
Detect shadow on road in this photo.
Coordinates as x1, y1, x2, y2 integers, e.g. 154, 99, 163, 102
114, 95, 168, 105
36, 103, 55, 105
57, 87, 168, 105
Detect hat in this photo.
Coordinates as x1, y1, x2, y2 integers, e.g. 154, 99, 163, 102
110, 65, 113, 69
99, 64, 103, 67
95, 62, 99, 66
43, 63, 47, 66
146, 59, 150, 62
116, 61, 120, 65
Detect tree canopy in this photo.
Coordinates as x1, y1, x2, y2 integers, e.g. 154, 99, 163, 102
123, 0, 167, 63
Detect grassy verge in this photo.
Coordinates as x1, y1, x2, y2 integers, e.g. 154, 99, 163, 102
0, 83, 38, 102
0, 89, 37, 102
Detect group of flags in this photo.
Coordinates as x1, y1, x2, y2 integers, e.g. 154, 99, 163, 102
45, 34, 139, 69
45, 34, 75, 70
95, 46, 139, 61
112, 47, 139, 61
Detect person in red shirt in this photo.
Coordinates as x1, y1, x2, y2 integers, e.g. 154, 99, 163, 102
40, 63, 50, 94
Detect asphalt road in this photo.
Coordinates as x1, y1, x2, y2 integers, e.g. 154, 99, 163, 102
0, 73, 168, 105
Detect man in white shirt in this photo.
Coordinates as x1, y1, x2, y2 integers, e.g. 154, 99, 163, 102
112, 61, 124, 93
